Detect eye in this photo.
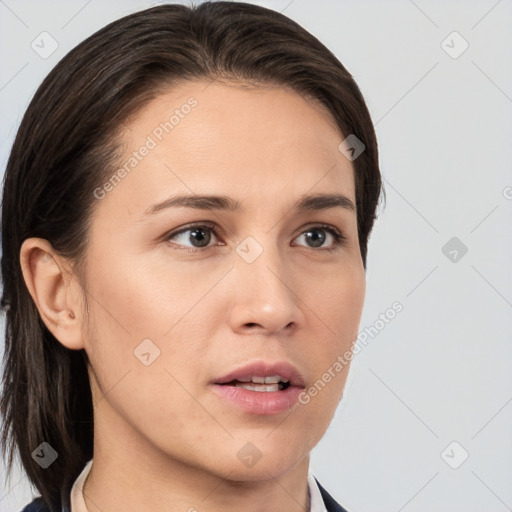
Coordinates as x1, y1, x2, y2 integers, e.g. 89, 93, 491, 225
165, 222, 220, 250
293, 225, 346, 250
164, 222, 346, 252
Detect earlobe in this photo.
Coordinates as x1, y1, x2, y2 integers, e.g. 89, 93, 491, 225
19, 237, 85, 350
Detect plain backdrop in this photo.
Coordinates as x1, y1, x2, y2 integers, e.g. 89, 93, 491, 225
1, 1, 511, 511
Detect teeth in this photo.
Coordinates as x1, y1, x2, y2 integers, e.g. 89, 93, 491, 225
234, 383, 281, 392
242, 375, 289, 384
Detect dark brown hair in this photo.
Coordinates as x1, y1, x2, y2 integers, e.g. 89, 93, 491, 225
1, 2, 383, 510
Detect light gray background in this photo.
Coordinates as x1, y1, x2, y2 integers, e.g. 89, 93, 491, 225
1, 1, 511, 511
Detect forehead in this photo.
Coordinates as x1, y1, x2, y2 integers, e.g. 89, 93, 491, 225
96, 80, 355, 217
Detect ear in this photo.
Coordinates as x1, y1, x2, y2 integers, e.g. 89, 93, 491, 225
19, 237, 85, 350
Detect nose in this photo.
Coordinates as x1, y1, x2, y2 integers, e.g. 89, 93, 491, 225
227, 237, 305, 337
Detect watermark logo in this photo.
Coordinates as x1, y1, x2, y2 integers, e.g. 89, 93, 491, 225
31, 32, 58, 59
237, 442, 262, 468
236, 236, 264, 264
93, 97, 198, 200
338, 134, 365, 161
441, 441, 469, 469
32, 442, 58, 468
299, 301, 403, 405
442, 237, 468, 263
134, 338, 161, 366
441, 31, 469, 59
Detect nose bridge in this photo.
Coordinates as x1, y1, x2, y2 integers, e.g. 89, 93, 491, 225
236, 233, 285, 289
230, 233, 303, 334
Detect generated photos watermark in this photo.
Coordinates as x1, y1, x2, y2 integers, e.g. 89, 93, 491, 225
93, 96, 198, 200
298, 301, 403, 405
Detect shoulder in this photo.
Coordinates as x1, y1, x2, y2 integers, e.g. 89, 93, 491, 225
21, 498, 49, 512
315, 478, 351, 512
21, 497, 53, 512
21, 497, 68, 512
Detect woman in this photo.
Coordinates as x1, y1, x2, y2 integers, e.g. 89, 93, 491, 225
0, 2, 383, 511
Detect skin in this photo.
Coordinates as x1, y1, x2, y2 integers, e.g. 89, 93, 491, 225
20, 79, 366, 512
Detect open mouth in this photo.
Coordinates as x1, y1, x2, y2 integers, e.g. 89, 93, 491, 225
221, 378, 291, 392
211, 362, 305, 414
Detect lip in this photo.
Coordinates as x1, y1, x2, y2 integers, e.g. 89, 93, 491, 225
211, 360, 306, 415
212, 360, 306, 387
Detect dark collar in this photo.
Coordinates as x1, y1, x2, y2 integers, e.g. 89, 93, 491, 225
314, 477, 351, 512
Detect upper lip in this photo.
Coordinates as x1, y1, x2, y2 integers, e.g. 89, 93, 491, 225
213, 360, 306, 387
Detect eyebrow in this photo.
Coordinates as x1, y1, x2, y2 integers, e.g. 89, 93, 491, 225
144, 192, 356, 216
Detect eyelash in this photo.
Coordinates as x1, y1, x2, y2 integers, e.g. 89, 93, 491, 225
164, 222, 346, 252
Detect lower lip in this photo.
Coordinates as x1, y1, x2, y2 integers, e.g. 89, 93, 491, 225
211, 384, 303, 415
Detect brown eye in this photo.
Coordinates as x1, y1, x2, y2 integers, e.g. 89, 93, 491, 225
166, 223, 219, 249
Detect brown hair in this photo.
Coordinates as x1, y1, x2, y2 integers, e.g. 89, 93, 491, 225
0, 2, 383, 510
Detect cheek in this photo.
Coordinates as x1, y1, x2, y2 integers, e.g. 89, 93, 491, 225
81, 246, 224, 396
332, 273, 365, 344
83, 245, 210, 341
304, 262, 365, 346
298, 265, 364, 409
338, 260, 365, 312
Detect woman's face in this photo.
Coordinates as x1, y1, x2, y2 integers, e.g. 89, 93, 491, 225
81, 79, 365, 480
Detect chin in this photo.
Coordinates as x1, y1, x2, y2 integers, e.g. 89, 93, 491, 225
220, 456, 306, 483
219, 435, 310, 481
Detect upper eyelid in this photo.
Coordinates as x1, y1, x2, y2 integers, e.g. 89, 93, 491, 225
168, 221, 217, 236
